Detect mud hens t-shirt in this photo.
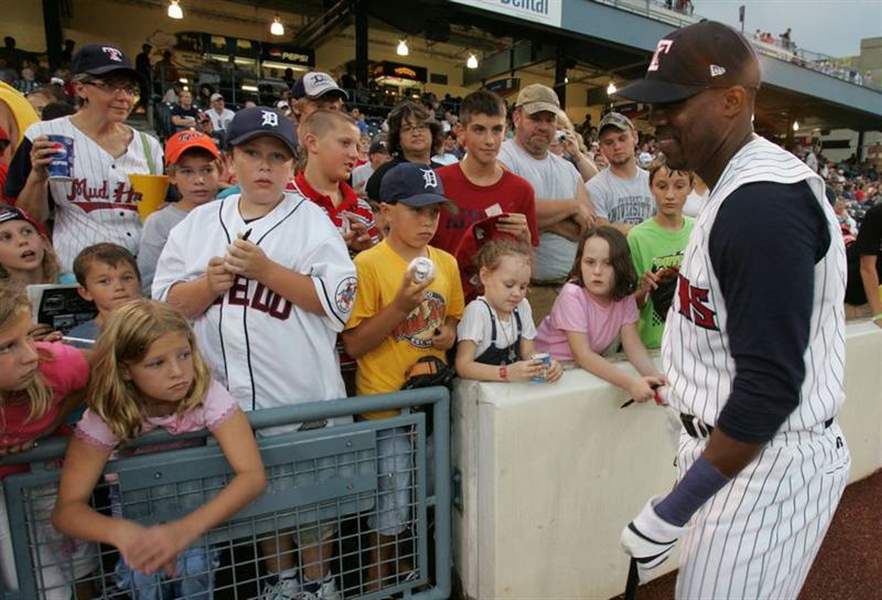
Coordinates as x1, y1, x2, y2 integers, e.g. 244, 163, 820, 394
5, 115, 163, 271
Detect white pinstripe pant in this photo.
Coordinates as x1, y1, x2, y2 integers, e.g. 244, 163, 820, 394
674, 423, 850, 600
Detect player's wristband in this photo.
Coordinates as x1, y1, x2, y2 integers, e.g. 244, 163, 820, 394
499, 365, 508, 381
653, 456, 730, 527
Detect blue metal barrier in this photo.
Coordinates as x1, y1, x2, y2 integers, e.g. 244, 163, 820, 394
0, 387, 451, 600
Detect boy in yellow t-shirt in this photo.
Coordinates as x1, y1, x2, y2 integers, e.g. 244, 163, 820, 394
342, 161, 464, 589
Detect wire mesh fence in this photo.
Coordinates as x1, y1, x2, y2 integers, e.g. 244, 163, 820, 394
1, 388, 450, 600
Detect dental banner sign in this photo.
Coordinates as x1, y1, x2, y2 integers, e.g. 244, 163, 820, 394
450, 0, 562, 28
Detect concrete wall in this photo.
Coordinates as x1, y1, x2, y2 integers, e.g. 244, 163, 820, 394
452, 321, 882, 599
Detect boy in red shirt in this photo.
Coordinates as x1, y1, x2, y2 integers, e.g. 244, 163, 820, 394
294, 109, 379, 253
431, 90, 538, 254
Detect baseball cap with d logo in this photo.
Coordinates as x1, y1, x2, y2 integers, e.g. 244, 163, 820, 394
225, 106, 298, 157
617, 20, 761, 104
379, 162, 450, 207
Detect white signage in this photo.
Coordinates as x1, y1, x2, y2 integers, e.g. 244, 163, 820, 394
451, 0, 563, 28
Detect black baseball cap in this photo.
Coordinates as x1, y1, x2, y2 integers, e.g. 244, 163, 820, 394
71, 43, 142, 83
617, 20, 761, 104
225, 106, 298, 156
379, 162, 449, 207
292, 72, 349, 101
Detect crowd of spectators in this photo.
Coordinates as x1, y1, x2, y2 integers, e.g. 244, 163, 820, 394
0, 32, 881, 600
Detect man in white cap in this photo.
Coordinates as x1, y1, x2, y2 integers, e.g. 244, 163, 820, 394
206, 92, 235, 140
497, 83, 595, 321
290, 71, 348, 123
288, 71, 349, 155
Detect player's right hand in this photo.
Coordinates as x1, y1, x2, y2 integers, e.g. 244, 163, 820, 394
621, 496, 687, 583
393, 269, 434, 314
28, 135, 63, 182
206, 257, 235, 296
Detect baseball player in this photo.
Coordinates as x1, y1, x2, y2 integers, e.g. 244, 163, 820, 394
5, 44, 163, 272
617, 21, 850, 599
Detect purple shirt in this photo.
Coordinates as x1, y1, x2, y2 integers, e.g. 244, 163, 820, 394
534, 283, 639, 360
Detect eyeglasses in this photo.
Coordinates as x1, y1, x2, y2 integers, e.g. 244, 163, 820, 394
400, 123, 430, 135
85, 80, 139, 96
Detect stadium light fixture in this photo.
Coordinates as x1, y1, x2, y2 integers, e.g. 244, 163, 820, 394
270, 16, 284, 36
467, 53, 478, 69
606, 81, 617, 96
167, 0, 183, 19
792, 120, 800, 132
397, 39, 409, 57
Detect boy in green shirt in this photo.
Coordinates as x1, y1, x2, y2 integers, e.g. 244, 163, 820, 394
628, 156, 695, 348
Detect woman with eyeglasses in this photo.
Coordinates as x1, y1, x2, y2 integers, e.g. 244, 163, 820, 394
5, 43, 162, 274
364, 100, 444, 203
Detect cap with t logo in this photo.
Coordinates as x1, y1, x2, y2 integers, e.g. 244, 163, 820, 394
70, 43, 142, 83
225, 106, 298, 156
617, 20, 761, 104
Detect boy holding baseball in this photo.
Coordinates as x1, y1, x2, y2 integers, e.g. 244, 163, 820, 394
342, 161, 463, 589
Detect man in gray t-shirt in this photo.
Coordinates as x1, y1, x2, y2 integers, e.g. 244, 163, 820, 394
497, 84, 595, 321
586, 112, 655, 234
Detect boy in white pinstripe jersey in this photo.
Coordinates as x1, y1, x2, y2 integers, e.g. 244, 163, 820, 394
617, 21, 850, 599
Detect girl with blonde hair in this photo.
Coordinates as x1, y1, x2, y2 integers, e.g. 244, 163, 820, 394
0, 205, 69, 285
0, 283, 96, 598
455, 239, 563, 383
53, 299, 266, 599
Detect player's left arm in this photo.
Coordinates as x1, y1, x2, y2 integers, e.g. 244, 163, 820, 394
702, 180, 829, 473
622, 180, 830, 573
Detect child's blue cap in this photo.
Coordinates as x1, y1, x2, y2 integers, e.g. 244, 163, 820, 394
225, 107, 298, 157
379, 162, 449, 207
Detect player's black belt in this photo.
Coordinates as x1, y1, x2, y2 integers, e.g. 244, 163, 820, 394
680, 413, 834, 439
